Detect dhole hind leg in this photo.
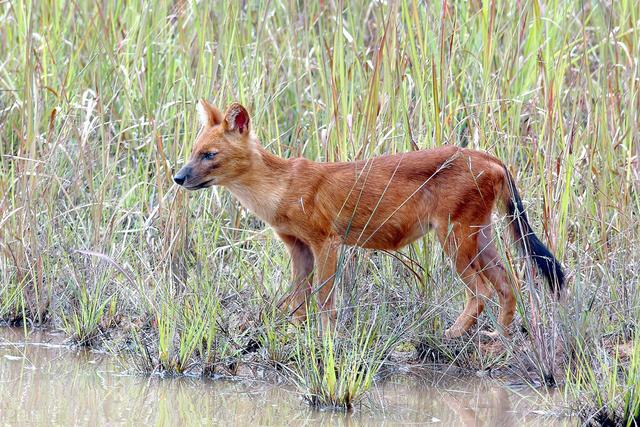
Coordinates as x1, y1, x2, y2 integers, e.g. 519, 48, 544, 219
277, 233, 314, 322
438, 225, 494, 339
477, 222, 518, 336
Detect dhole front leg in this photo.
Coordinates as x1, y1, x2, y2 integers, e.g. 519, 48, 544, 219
277, 233, 314, 321
310, 237, 340, 333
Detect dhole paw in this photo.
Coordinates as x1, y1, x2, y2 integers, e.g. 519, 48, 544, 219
444, 327, 465, 339
479, 340, 505, 355
479, 329, 501, 339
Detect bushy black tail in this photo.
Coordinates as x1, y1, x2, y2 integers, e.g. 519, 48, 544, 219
503, 168, 565, 298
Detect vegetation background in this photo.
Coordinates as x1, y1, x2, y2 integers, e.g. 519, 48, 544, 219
1, 0, 638, 423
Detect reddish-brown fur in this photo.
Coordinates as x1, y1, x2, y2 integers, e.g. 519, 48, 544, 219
175, 101, 533, 338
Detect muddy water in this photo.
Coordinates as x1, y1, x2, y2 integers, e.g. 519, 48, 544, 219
0, 328, 570, 426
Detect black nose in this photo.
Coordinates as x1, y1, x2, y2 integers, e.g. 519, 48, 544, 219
173, 166, 191, 186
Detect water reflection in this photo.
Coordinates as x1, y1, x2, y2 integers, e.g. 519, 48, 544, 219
0, 328, 569, 426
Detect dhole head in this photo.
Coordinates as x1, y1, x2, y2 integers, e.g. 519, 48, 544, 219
173, 100, 253, 189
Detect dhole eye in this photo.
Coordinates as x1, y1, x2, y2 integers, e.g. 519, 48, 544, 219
202, 152, 218, 160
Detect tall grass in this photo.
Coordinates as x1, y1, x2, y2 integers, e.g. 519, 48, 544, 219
1, 0, 639, 416
291, 313, 394, 410
566, 336, 640, 425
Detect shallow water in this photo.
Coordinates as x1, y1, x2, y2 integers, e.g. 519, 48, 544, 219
0, 328, 571, 426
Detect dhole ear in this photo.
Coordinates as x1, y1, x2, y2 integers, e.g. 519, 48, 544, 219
197, 99, 223, 127
223, 103, 250, 134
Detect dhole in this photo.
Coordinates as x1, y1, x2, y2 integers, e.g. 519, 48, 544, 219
174, 101, 565, 338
